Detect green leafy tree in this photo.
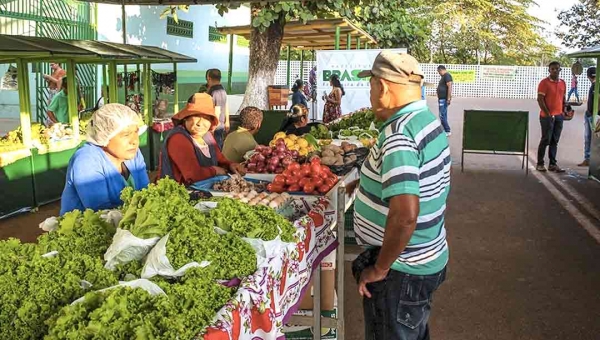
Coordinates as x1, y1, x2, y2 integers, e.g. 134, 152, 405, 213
425, 0, 557, 66
557, 0, 600, 49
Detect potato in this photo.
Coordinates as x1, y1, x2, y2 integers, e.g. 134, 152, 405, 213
321, 156, 336, 166
344, 157, 353, 164
349, 154, 358, 161
334, 159, 344, 166
341, 141, 350, 148
322, 149, 335, 158
329, 145, 342, 154
342, 145, 354, 153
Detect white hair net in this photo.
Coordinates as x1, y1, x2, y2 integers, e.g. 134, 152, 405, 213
86, 103, 143, 147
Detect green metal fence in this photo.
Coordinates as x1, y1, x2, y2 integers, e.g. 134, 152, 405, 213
0, 0, 97, 122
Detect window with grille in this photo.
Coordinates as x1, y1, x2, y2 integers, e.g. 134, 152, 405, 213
208, 26, 227, 43
167, 17, 193, 38
237, 36, 249, 48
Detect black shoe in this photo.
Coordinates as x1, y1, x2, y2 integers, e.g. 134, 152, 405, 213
548, 165, 565, 173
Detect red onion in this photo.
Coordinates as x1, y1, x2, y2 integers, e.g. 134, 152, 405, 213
282, 157, 293, 167
256, 165, 265, 173
263, 148, 272, 156
291, 150, 299, 158
255, 153, 266, 162
268, 157, 280, 166
275, 167, 284, 174
266, 164, 276, 172
276, 145, 286, 153
276, 139, 286, 147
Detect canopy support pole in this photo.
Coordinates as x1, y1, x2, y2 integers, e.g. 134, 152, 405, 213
346, 33, 351, 50
143, 64, 152, 125
286, 45, 291, 87
16, 58, 32, 147
356, 37, 361, 50
173, 63, 179, 113
122, 3, 128, 102
136, 64, 141, 93
592, 57, 600, 178
108, 61, 118, 104
300, 50, 304, 81
65, 59, 79, 137
228, 34, 234, 93
101, 64, 107, 102
334, 26, 340, 50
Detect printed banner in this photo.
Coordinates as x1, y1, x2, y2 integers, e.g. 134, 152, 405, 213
315, 49, 407, 121
448, 70, 476, 84
480, 66, 518, 81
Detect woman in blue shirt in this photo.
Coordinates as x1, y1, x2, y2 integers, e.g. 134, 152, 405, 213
291, 79, 308, 108
60, 103, 150, 215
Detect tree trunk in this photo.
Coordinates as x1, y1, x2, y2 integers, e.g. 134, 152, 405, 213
238, 5, 285, 112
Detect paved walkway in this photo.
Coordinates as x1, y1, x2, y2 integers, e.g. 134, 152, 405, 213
344, 97, 600, 340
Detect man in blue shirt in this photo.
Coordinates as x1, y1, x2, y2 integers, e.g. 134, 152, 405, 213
579, 67, 596, 167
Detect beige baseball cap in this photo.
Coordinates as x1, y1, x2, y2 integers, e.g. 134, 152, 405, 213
357, 51, 425, 85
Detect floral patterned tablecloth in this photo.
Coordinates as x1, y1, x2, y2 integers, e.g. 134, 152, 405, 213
200, 197, 338, 340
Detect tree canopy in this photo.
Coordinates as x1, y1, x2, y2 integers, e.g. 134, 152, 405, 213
557, 0, 600, 49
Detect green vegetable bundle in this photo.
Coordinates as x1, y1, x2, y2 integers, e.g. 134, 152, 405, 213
119, 178, 192, 239
309, 124, 331, 139
209, 197, 296, 242
0, 243, 117, 340
46, 268, 234, 340
327, 107, 383, 133
38, 209, 116, 259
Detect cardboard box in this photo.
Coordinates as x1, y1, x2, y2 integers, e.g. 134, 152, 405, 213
283, 307, 338, 340
298, 250, 336, 311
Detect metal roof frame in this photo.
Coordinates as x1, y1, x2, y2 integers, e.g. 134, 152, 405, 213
218, 18, 377, 50
76, 0, 283, 5
566, 46, 600, 59
0, 34, 197, 64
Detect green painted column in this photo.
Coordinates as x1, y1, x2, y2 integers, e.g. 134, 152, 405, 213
16, 58, 32, 146
108, 61, 118, 104
65, 59, 79, 137
334, 26, 341, 50
101, 64, 107, 102
346, 33, 351, 50
143, 64, 152, 125
173, 63, 179, 113
286, 45, 291, 87
228, 34, 234, 93
300, 50, 305, 81
594, 57, 600, 127
356, 37, 361, 50
136, 64, 141, 93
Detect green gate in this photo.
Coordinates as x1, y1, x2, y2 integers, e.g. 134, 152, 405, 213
0, 0, 97, 122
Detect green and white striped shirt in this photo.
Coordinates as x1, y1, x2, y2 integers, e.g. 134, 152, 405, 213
354, 100, 451, 275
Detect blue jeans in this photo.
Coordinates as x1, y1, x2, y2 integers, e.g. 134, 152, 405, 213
585, 115, 593, 161
363, 267, 447, 340
568, 88, 580, 102
438, 99, 450, 133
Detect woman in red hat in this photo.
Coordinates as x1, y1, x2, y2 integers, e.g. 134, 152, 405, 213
158, 93, 244, 185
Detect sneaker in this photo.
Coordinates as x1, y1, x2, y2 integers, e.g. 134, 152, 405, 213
536, 165, 547, 172
548, 165, 566, 173
446, 132, 452, 137
578, 160, 590, 167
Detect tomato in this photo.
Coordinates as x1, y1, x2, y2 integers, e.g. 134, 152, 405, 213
301, 163, 311, 172
310, 156, 321, 164
299, 177, 311, 187
318, 184, 330, 194
288, 184, 301, 192
325, 178, 337, 187
267, 183, 274, 192
321, 165, 331, 174
301, 168, 311, 178
270, 185, 284, 193
293, 169, 303, 177
286, 176, 298, 186
303, 183, 316, 194
312, 177, 324, 187
289, 162, 301, 171
274, 175, 286, 186
310, 163, 322, 175
282, 169, 293, 178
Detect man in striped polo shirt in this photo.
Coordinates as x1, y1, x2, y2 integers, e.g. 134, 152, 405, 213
350, 51, 450, 340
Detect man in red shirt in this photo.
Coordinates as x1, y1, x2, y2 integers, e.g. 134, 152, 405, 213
536, 61, 567, 172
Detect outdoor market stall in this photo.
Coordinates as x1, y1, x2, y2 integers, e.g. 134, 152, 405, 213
567, 47, 600, 182
0, 34, 196, 218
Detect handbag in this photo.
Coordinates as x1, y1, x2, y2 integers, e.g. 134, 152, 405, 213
563, 104, 575, 121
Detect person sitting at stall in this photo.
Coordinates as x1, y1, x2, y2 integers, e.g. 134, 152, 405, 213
47, 77, 70, 125
222, 106, 263, 163
291, 79, 308, 108
60, 104, 149, 215
158, 93, 245, 185
279, 104, 312, 136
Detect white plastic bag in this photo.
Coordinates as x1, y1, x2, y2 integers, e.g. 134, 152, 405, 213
39, 217, 59, 232
100, 209, 123, 228
194, 201, 219, 213
104, 228, 160, 271
71, 279, 165, 305
141, 233, 210, 279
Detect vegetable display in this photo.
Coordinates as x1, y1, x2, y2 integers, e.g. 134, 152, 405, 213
246, 141, 301, 174
224, 190, 292, 210
319, 143, 358, 166
326, 107, 382, 133
212, 174, 267, 193
208, 197, 296, 242
269, 132, 317, 157
309, 124, 331, 139
267, 158, 339, 195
